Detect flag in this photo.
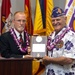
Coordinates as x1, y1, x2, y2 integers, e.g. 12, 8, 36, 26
34, 0, 54, 35
32, 60, 45, 75
24, 0, 33, 35
33, 0, 46, 35
46, 0, 54, 35
1, 0, 12, 34
73, 6, 75, 30
64, 0, 75, 31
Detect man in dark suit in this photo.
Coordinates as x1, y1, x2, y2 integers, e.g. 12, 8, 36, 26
0, 11, 31, 58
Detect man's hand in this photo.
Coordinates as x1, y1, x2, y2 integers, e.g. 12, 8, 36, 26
23, 55, 32, 58
27, 46, 31, 55
42, 55, 50, 66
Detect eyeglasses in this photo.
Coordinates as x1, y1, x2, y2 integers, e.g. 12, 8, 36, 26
15, 20, 26, 23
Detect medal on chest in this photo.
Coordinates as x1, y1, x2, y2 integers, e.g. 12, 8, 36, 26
56, 40, 64, 48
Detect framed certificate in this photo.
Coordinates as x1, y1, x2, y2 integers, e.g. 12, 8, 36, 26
31, 36, 47, 58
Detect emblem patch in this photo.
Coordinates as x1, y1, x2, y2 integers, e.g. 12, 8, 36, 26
56, 40, 63, 48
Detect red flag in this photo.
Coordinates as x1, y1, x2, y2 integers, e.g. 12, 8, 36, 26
1, 0, 11, 34
24, 0, 33, 35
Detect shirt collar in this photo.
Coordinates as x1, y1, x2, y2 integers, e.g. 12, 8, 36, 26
14, 28, 24, 40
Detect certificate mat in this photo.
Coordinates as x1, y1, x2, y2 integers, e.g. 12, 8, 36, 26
32, 44, 45, 52
31, 36, 47, 58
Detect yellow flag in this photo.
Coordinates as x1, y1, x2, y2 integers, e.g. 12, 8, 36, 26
34, 0, 54, 35
46, 0, 54, 36
33, 0, 46, 35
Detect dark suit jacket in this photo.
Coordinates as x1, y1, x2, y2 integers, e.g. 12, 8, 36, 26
0, 31, 29, 58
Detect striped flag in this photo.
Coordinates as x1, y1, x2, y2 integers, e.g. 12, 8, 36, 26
33, 0, 46, 35
64, 0, 75, 31
24, 0, 33, 35
1, 0, 12, 34
34, 0, 54, 35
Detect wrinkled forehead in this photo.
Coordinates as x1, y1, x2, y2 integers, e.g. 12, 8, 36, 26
51, 16, 63, 20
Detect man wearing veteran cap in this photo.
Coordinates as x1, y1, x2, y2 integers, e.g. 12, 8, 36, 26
43, 7, 75, 75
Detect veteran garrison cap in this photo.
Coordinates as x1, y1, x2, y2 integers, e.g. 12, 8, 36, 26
51, 7, 65, 18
